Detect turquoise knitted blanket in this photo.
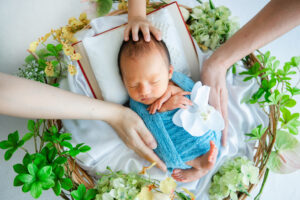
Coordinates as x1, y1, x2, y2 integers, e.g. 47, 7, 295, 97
130, 71, 222, 172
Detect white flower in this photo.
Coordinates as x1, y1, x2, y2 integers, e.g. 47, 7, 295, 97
172, 81, 225, 137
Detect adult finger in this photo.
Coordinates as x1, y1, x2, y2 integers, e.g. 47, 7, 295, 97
136, 121, 157, 150
131, 24, 140, 41
131, 128, 167, 172
149, 25, 162, 41
220, 88, 229, 147
209, 89, 221, 113
135, 144, 167, 172
124, 25, 131, 41
140, 24, 150, 42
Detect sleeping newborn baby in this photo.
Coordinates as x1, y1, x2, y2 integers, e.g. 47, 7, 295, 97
117, 32, 222, 182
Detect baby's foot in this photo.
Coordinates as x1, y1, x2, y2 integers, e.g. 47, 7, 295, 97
171, 141, 218, 182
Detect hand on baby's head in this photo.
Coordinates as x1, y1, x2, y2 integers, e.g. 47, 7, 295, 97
124, 16, 162, 42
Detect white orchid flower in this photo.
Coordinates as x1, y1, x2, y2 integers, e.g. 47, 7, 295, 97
172, 81, 225, 137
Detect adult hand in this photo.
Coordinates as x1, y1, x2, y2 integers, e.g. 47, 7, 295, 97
200, 61, 228, 147
124, 16, 161, 42
108, 106, 167, 171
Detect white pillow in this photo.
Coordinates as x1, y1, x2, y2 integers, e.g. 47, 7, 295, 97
82, 3, 197, 104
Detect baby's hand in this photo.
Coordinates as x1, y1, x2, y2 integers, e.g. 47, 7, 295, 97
158, 91, 192, 112
124, 16, 161, 42
147, 85, 173, 114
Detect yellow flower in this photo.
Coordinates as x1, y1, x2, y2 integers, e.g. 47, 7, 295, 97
118, 0, 128, 10
41, 33, 51, 43
29, 41, 39, 52
61, 27, 74, 41
182, 188, 196, 200
139, 162, 157, 175
137, 186, 153, 200
68, 64, 77, 75
159, 177, 177, 194
79, 12, 87, 21
44, 62, 55, 77
63, 43, 74, 56
70, 53, 81, 60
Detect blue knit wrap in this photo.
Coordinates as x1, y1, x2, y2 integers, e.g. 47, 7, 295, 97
129, 71, 222, 172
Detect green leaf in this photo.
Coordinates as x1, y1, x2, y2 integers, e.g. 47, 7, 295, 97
0, 140, 12, 149
33, 154, 47, 167
69, 149, 80, 157
61, 141, 73, 149
79, 145, 91, 153
8, 131, 19, 143
47, 44, 57, 56
13, 176, 24, 186
51, 60, 59, 67
84, 189, 97, 200
17, 174, 35, 184
37, 166, 52, 180
60, 178, 73, 190
48, 147, 58, 162
30, 181, 43, 199
283, 99, 296, 108
54, 166, 64, 179
23, 153, 32, 166
22, 132, 34, 142
55, 44, 63, 52
290, 56, 300, 67
4, 148, 17, 160
49, 125, 58, 134
51, 83, 60, 87
28, 163, 38, 176
58, 133, 72, 141
53, 181, 61, 196
97, 0, 113, 16
13, 163, 28, 174
27, 120, 35, 132
22, 183, 32, 193
71, 184, 86, 200
41, 178, 55, 190
54, 156, 67, 165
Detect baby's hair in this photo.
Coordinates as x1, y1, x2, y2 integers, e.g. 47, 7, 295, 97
117, 31, 171, 79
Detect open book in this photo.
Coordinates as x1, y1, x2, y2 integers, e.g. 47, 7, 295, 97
72, 2, 199, 103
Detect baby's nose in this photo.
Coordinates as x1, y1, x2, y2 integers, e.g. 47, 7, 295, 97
139, 84, 151, 96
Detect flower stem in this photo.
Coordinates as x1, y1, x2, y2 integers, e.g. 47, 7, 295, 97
254, 168, 270, 200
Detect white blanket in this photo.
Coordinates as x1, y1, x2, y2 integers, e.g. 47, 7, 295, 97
61, 1, 269, 199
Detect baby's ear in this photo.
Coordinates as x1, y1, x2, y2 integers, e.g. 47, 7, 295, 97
168, 65, 174, 79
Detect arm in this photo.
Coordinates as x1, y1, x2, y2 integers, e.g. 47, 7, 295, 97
0, 73, 167, 171
200, 0, 300, 147
124, 0, 161, 41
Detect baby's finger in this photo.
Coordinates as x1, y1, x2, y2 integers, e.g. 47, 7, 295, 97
182, 97, 193, 105
124, 25, 131, 41
149, 25, 162, 41
131, 24, 140, 41
177, 91, 191, 96
179, 104, 188, 109
140, 25, 150, 42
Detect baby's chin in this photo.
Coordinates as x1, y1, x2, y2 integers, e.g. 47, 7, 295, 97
135, 97, 157, 105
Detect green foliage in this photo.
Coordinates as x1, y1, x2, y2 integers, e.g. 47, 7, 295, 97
209, 157, 258, 200
0, 119, 92, 199
71, 184, 97, 200
245, 124, 267, 141
240, 51, 300, 138
18, 42, 66, 82
189, 1, 239, 50
96, 0, 113, 17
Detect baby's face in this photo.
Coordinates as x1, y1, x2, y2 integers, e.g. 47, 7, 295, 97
121, 48, 173, 105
